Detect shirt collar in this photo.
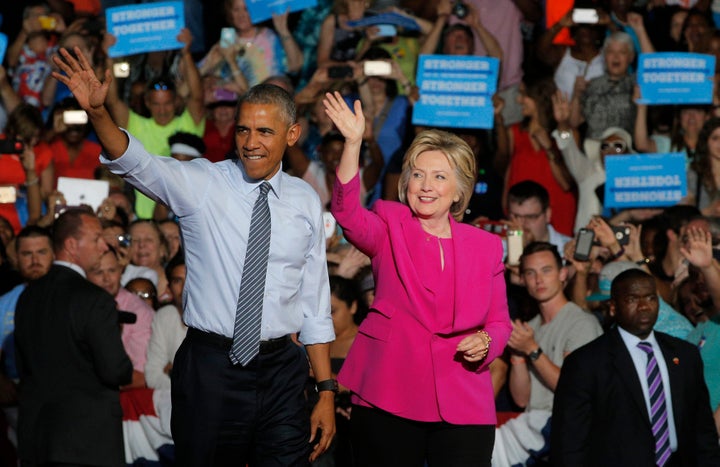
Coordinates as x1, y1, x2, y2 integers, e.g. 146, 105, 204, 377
236, 160, 282, 198
54, 260, 86, 278
618, 325, 659, 350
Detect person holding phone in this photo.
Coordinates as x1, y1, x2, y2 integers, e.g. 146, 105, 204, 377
0, 104, 52, 234
535, 10, 604, 100
355, 47, 411, 205
199, 0, 303, 91
34, 97, 100, 186
317, 0, 372, 70
324, 91, 511, 466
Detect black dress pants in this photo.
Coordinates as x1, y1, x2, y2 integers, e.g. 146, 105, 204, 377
171, 329, 311, 467
350, 404, 495, 467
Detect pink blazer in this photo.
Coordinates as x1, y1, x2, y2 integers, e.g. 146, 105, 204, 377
331, 174, 511, 425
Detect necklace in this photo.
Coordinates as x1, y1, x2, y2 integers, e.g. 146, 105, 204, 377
237, 28, 259, 57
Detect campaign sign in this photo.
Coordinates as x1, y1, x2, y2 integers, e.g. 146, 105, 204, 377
106, 2, 184, 57
412, 55, 499, 129
346, 12, 421, 31
637, 52, 715, 104
245, 0, 317, 25
604, 153, 686, 209
0, 33, 7, 65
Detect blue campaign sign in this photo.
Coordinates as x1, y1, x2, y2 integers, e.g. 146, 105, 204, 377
637, 52, 715, 104
245, 0, 317, 25
106, 2, 185, 57
412, 55, 499, 129
0, 33, 7, 65
604, 153, 686, 209
346, 12, 421, 31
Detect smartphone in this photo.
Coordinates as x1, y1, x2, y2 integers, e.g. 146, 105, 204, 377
374, 24, 397, 37
328, 65, 354, 79
364, 60, 392, 77
113, 62, 130, 78
507, 229, 524, 266
572, 8, 599, 24
322, 212, 337, 240
220, 27, 237, 48
574, 228, 595, 262
38, 15, 57, 30
63, 110, 88, 125
612, 225, 631, 246
0, 138, 24, 154
118, 310, 137, 324
0, 186, 17, 204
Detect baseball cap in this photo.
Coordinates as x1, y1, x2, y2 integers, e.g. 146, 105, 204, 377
586, 261, 641, 302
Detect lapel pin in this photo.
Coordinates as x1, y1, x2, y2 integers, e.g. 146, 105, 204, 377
672, 357, 679, 365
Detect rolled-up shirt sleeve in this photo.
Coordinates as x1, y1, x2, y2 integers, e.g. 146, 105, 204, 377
297, 197, 334, 345
100, 130, 212, 218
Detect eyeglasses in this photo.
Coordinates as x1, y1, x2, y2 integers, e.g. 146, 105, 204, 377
509, 212, 544, 222
600, 141, 628, 153
132, 290, 156, 300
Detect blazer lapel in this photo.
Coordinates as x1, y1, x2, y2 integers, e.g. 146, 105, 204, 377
609, 329, 652, 426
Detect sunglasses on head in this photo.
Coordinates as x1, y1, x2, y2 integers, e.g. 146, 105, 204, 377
151, 82, 171, 91
600, 141, 627, 153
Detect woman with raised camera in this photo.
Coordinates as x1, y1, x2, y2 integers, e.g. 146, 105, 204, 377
324, 91, 511, 466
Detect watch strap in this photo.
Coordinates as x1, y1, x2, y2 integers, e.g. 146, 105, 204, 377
315, 379, 339, 393
528, 347, 543, 362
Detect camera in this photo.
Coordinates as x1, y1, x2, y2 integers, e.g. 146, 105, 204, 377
612, 225, 631, 246
0, 138, 24, 154
452, 1, 468, 19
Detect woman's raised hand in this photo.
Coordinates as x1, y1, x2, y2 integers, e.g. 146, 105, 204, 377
52, 47, 111, 112
323, 91, 365, 145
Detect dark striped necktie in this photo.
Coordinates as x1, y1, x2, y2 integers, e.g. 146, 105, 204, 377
637, 341, 672, 466
230, 182, 271, 366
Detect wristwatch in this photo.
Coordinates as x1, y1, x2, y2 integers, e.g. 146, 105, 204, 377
315, 379, 339, 394
528, 347, 543, 362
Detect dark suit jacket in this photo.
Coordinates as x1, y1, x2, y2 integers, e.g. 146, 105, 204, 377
15, 264, 133, 466
551, 328, 720, 467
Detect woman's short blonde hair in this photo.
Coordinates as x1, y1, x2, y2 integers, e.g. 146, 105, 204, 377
398, 130, 477, 222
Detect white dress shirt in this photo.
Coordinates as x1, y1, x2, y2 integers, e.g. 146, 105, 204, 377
618, 327, 678, 452
101, 131, 334, 345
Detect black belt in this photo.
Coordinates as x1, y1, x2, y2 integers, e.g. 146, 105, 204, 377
187, 328, 291, 354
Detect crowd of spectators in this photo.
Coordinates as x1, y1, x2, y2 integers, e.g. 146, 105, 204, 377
1, 0, 720, 465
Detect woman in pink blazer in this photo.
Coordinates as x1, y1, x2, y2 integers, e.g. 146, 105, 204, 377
324, 92, 512, 466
